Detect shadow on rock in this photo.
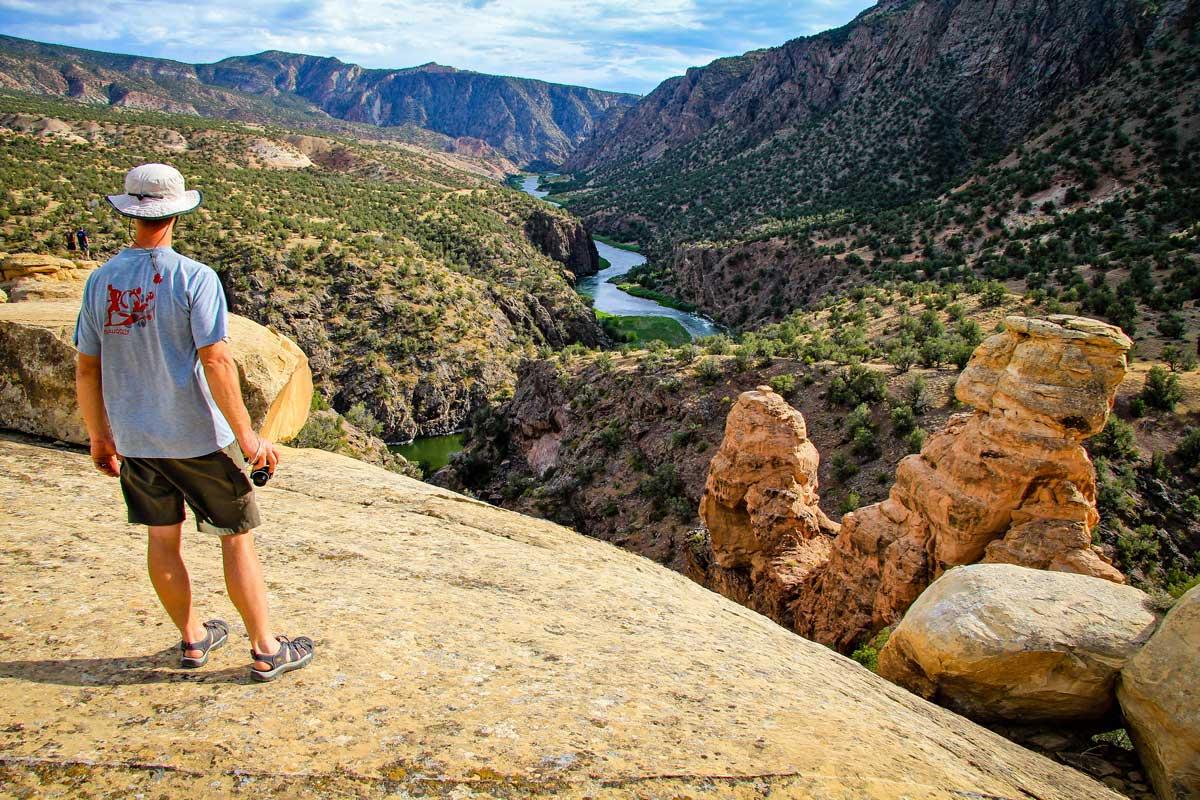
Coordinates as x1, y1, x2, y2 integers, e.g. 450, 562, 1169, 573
0, 647, 251, 686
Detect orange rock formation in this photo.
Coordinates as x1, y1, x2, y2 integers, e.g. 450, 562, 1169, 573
697, 386, 839, 620
697, 315, 1132, 652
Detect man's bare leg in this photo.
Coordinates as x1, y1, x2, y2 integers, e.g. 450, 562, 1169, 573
147, 523, 206, 659
220, 531, 280, 670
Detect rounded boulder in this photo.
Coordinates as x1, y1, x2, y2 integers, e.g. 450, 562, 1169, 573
0, 301, 311, 445
878, 563, 1158, 722
1118, 584, 1200, 800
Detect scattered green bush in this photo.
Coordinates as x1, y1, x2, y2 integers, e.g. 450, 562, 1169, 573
1141, 365, 1183, 411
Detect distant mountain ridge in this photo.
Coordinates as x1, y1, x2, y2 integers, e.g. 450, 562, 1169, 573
0, 35, 639, 167
563, 0, 1190, 245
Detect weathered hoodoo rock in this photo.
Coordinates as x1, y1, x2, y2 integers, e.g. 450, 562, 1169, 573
693, 316, 1133, 653
795, 315, 1131, 650
1118, 584, 1200, 800
0, 434, 1123, 799
877, 564, 1159, 723
698, 386, 839, 620
0, 301, 312, 444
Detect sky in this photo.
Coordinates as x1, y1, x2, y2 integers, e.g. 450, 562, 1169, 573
0, 0, 875, 94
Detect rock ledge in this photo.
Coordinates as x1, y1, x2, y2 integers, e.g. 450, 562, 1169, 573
0, 434, 1119, 799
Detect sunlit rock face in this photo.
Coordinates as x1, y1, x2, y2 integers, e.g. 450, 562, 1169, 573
694, 316, 1132, 653
795, 315, 1131, 651
698, 385, 839, 620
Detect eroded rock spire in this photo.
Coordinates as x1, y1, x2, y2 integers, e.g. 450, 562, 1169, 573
696, 315, 1133, 652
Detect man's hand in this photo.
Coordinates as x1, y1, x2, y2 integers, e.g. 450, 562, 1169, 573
239, 433, 282, 474
198, 341, 281, 476
90, 437, 121, 478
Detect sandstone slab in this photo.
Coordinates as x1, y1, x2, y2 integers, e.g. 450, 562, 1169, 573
1119, 584, 1200, 800
0, 301, 311, 444
878, 564, 1158, 722
0, 434, 1121, 799
1, 252, 97, 303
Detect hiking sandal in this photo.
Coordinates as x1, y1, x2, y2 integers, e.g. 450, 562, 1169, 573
180, 619, 229, 668
250, 635, 314, 682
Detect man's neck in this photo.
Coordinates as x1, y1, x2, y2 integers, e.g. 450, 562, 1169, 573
132, 236, 172, 249
132, 222, 173, 250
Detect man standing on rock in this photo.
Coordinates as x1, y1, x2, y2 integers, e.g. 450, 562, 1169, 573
73, 163, 314, 682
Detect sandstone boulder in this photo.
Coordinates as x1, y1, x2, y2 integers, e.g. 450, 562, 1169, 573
0, 252, 76, 280
228, 314, 314, 442
878, 564, 1158, 722
795, 315, 1131, 650
698, 386, 838, 619
0, 301, 311, 444
1118, 584, 1200, 800
0, 434, 1123, 799
1, 252, 97, 303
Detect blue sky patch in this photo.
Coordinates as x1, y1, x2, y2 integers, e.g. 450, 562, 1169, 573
0, 0, 875, 94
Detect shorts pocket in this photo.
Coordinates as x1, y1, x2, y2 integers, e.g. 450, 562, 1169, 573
217, 444, 254, 499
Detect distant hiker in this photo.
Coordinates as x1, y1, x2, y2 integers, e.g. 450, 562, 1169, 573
74, 163, 314, 682
75, 227, 90, 258
65, 230, 76, 252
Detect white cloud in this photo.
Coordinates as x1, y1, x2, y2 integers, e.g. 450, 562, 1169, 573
0, 0, 875, 92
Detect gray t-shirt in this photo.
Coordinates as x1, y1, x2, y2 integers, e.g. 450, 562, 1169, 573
74, 246, 235, 458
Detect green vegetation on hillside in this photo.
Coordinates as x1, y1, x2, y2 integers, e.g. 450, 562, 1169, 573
0, 93, 600, 438
614, 36, 1199, 360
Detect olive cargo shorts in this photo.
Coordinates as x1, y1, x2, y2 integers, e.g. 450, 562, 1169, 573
119, 441, 262, 535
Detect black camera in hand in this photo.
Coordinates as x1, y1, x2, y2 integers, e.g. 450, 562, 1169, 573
251, 467, 272, 487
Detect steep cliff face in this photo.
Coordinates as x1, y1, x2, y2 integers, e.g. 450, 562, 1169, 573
204, 53, 638, 168
565, 0, 1166, 245
692, 316, 1133, 652
522, 207, 601, 280
0, 35, 639, 167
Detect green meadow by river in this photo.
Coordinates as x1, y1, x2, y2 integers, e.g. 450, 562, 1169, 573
389, 432, 466, 475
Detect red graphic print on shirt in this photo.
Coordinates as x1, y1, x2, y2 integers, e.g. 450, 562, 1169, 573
104, 283, 156, 332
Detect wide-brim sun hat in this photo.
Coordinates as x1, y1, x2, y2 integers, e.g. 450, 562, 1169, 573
106, 162, 202, 220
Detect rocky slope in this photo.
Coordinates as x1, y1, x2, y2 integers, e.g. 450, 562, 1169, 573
565, 0, 1183, 243
0, 95, 604, 439
0, 432, 1124, 799
608, 11, 1198, 349
0, 34, 639, 167
435, 352, 966, 570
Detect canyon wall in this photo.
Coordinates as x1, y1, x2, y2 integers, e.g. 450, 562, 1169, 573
0, 35, 638, 167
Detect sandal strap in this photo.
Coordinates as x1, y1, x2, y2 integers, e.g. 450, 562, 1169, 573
181, 626, 211, 653
181, 620, 227, 653
252, 635, 313, 668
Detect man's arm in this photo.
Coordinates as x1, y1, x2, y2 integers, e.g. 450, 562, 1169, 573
75, 353, 119, 477
198, 340, 280, 472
